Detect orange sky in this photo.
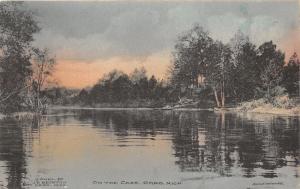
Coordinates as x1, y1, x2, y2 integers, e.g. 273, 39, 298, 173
53, 51, 171, 88
51, 0, 300, 89
53, 34, 300, 89
279, 27, 300, 59
53, 29, 300, 89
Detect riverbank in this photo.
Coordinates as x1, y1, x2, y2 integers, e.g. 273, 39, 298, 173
52, 98, 214, 109
234, 105, 300, 116
48, 96, 300, 116
49, 105, 214, 112
49, 104, 300, 116
233, 97, 300, 116
8, 96, 297, 117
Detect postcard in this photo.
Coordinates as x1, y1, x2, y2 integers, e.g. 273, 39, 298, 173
0, 0, 299, 189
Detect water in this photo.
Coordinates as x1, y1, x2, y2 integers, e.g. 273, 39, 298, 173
0, 109, 299, 189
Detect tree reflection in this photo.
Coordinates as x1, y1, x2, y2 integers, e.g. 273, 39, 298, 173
0, 118, 27, 189
75, 109, 300, 178
169, 111, 300, 178
0, 115, 45, 189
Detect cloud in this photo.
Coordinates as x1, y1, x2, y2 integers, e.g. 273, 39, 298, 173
207, 13, 248, 43
103, 8, 167, 58
34, 29, 112, 61
30, 1, 299, 62
32, 3, 171, 60
25, 1, 300, 87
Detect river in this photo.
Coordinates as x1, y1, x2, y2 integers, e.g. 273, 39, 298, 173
0, 109, 299, 189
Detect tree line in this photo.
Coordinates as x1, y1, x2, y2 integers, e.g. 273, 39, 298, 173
168, 25, 300, 108
76, 68, 175, 106
76, 25, 299, 108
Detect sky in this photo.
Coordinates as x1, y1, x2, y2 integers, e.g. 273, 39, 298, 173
23, 0, 300, 88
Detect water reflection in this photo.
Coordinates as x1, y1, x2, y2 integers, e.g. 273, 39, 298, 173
0, 109, 299, 189
0, 118, 26, 189
75, 110, 300, 179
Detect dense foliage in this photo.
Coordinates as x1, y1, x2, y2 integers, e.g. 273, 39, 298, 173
168, 25, 299, 107
78, 68, 174, 106
0, 2, 55, 114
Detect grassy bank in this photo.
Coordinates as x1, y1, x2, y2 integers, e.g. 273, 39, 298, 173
235, 96, 300, 115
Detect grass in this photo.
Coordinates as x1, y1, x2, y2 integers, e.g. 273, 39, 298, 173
236, 96, 300, 115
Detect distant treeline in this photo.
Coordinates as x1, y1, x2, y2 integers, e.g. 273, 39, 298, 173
42, 68, 178, 107
76, 68, 177, 107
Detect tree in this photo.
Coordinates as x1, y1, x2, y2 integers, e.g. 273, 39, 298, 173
170, 25, 213, 97
282, 52, 300, 96
89, 70, 134, 103
137, 77, 149, 99
26, 48, 55, 112
78, 89, 89, 104
256, 41, 285, 99
230, 41, 259, 102
111, 74, 132, 101
130, 67, 147, 85
229, 30, 250, 67
130, 67, 148, 99
0, 2, 40, 113
148, 75, 158, 99
170, 25, 236, 107
205, 41, 232, 107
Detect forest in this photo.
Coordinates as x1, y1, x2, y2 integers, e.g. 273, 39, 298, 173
73, 25, 300, 109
